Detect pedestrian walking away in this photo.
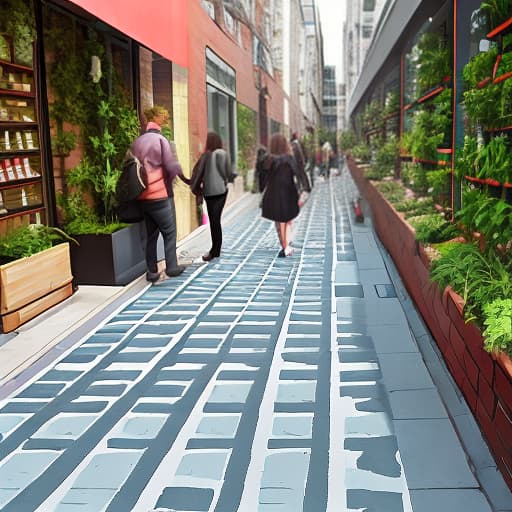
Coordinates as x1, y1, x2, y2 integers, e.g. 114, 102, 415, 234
190, 131, 235, 262
261, 133, 310, 257
131, 105, 190, 282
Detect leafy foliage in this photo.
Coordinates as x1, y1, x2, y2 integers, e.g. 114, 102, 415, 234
416, 31, 451, 93
480, 0, 512, 27
339, 130, 358, 152
408, 213, 460, 244
456, 189, 512, 257
0, 0, 36, 66
430, 242, 512, 324
236, 103, 257, 188
482, 299, 512, 355
374, 180, 406, 203
60, 100, 140, 232
371, 135, 399, 179
0, 224, 76, 261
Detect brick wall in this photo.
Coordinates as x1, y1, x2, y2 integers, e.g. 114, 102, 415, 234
348, 157, 512, 491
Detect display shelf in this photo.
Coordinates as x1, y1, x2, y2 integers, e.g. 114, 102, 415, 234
0, 176, 41, 190
0, 58, 33, 73
0, 121, 37, 129
0, 89, 35, 98
0, 46, 46, 232
494, 71, 512, 85
417, 85, 445, 104
486, 17, 512, 40
487, 124, 512, 133
0, 205, 44, 220
413, 157, 450, 166
0, 149, 39, 158
464, 175, 512, 187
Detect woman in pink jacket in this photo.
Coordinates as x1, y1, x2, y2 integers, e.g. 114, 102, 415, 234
131, 105, 189, 282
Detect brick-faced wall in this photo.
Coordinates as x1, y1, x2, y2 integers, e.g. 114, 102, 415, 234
348, 157, 512, 491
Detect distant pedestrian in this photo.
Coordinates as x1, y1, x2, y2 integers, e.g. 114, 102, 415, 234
322, 141, 333, 179
190, 131, 235, 262
131, 105, 190, 282
261, 133, 310, 257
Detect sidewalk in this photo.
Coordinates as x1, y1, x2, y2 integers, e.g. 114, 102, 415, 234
0, 191, 260, 393
0, 172, 510, 511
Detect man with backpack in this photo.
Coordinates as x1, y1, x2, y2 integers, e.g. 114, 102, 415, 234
130, 105, 190, 282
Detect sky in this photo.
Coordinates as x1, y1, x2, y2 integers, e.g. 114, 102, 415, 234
316, 0, 346, 82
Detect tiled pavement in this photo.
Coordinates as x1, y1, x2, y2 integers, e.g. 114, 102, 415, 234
0, 171, 510, 511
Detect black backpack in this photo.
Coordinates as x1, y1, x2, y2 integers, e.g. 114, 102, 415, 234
116, 151, 147, 202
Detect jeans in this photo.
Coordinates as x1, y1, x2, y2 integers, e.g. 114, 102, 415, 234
140, 197, 178, 273
205, 192, 227, 257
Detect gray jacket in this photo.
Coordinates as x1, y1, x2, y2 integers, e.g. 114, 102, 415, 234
203, 149, 232, 197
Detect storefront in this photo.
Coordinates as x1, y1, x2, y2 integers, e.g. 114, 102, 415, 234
0, 0, 191, 239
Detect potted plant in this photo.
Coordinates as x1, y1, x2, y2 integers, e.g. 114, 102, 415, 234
0, 225, 75, 332
59, 99, 155, 285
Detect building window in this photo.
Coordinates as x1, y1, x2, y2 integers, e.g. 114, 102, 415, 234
206, 49, 236, 163
363, 0, 376, 11
253, 37, 273, 76
201, 0, 215, 19
362, 25, 373, 38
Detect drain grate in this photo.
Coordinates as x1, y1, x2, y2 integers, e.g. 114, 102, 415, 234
375, 284, 397, 298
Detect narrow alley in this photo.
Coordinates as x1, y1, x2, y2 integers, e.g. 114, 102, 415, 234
0, 171, 509, 512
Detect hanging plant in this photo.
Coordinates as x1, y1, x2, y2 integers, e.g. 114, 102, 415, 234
480, 0, 512, 29
0, 0, 36, 66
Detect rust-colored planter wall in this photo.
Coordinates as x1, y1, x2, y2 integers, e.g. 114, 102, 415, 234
348, 157, 512, 490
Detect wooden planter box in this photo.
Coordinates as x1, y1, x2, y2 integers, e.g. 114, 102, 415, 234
347, 157, 512, 490
70, 222, 164, 286
0, 243, 73, 333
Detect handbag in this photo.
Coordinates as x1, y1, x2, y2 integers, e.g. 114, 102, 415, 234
116, 199, 144, 223
190, 152, 211, 196
298, 190, 309, 208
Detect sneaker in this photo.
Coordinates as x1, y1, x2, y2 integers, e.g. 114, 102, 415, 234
284, 246, 294, 257
146, 271, 161, 282
165, 265, 186, 277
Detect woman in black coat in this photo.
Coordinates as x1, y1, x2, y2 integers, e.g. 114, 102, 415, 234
261, 133, 310, 257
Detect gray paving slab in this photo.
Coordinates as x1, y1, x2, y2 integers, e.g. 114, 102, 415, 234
367, 324, 419, 354
379, 352, 435, 391
394, 418, 478, 488
410, 489, 493, 512
388, 388, 448, 420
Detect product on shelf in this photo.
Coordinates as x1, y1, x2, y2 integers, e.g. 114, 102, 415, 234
22, 157, 32, 177
2, 130, 10, 150
0, 191, 6, 214
24, 131, 34, 149
2, 159, 15, 180
12, 158, 24, 179
15, 131, 23, 150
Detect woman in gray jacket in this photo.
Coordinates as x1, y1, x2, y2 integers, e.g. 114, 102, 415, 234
192, 131, 234, 261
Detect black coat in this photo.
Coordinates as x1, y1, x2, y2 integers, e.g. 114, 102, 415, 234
261, 154, 309, 222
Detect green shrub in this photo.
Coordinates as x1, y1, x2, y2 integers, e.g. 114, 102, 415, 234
482, 299, 512, 356
408, 213, 460, 243
0, 225, 76, 262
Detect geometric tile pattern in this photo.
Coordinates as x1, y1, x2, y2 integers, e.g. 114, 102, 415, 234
0, 171, 490, 511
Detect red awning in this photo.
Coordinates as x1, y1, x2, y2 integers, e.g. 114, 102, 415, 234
68, 0, 189, 68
